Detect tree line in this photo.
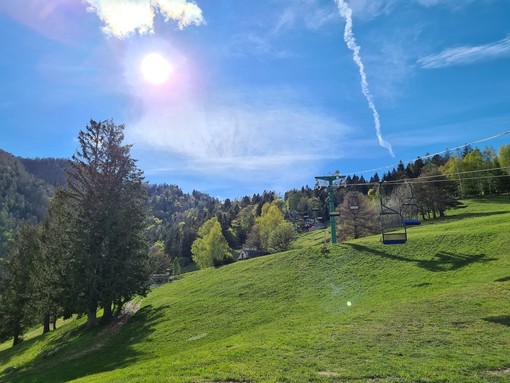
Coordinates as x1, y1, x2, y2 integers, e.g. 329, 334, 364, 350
0, 120, 148, 345
334, 144, 510, 241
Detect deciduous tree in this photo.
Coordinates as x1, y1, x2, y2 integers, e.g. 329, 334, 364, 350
256, 201, 285, 251
191, 217, 232, 269
267, 222, 297, 253
337, 192, 379, 241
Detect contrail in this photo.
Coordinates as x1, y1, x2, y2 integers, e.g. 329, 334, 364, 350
335, 0, 394, 157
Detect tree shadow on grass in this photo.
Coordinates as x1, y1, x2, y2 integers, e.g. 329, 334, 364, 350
347, 244, 494, 273
469, 197, 510, 205
418, 251, 493, 272
483, 316, 510, 327
4, 305, 168, 383
439, 211, 508, 223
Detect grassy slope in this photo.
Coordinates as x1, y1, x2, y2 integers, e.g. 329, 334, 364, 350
1, 197, 509, 383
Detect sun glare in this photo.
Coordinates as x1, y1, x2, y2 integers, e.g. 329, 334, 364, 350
141, 53, 173, 85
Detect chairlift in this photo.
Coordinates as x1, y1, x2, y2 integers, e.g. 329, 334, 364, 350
348, 191, 359, 210
400, 183, 420, 226
379, 183, 407, 245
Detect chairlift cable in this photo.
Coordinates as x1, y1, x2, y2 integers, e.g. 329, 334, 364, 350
342, 168, 510, 188
343, 129, 510, 177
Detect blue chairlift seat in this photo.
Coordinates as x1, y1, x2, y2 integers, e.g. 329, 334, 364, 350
382, 232, 407, 245
402, 218, 420, 226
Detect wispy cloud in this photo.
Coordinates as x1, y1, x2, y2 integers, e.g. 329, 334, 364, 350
226, 0, 336, 59
272, 0, 337, 34
418, 35, 510, 69
84, 0, 205, 38
415, 0, 478, 8
225, 32, 294, 59
346, 0, 396, 20
347, 0, 480, 19
128, 89, 352, 167
125, 87, 360, 193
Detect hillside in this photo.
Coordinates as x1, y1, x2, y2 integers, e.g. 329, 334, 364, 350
18, 157, 68, 187
0, 148, 230, 264
0, 150, 56, 256
1, 197, 509, 383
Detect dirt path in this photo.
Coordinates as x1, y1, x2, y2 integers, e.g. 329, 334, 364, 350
59, 301, 141, 362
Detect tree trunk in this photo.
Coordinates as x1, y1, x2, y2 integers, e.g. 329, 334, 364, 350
102, 299, 113, 322
52, 315, 57, 330
43, 313, 51, 334
12, 324, 22, 347
114, 299, 124, 316
86, 304, 98, 329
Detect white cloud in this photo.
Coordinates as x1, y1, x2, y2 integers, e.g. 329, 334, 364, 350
125, 88, 357, 187
84, 0, 205, 38
418, 35, 510, 69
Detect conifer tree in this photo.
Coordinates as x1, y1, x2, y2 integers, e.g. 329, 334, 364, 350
0, 224, 40, 346
64, 119, 149, 327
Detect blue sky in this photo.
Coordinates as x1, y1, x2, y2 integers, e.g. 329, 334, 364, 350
1, 0, 509, 199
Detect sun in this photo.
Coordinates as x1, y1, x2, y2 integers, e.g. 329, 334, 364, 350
140, 53, 173, 85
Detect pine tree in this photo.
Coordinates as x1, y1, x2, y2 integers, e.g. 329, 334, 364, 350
37, 190, 77, 333
64, 120, 149, 327
0, 224, 40, 346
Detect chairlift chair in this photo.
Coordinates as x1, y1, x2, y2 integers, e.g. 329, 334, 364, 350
401, 201, 420, 226
400, 183, 420, 226
380, 212, 407, 244
379, 183, 407, 245
348, 191, 359, 210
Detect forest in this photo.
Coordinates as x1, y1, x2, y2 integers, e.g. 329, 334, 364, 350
0, 120, 509, 347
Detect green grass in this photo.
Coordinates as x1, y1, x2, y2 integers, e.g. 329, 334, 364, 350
1, 196, 509, 382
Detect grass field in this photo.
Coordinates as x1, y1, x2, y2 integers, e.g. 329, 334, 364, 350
1, 197, 509, 382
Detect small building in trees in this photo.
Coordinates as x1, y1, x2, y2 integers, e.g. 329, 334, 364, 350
238, 248, 269, 261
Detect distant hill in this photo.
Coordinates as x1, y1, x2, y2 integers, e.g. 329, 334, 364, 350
0, 149, 228, 262
19, 157, 68, 187
0, 149, 57, 256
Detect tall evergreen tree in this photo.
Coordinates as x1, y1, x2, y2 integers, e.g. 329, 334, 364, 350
64, 119, 149, 328
0, 224, 40, 346
37, 189, 78, 333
